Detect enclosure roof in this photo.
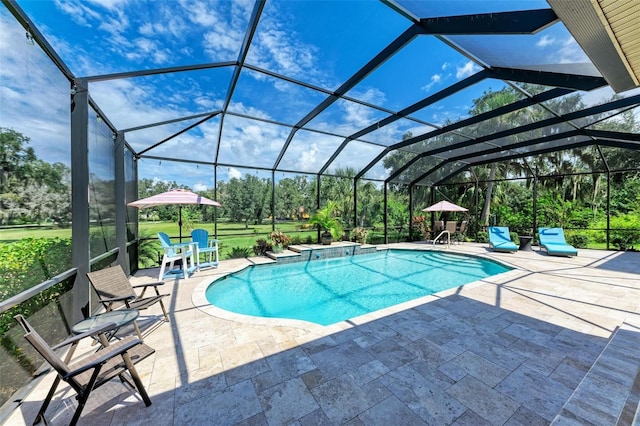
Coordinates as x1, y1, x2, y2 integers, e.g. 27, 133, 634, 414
3, 0, 640, 187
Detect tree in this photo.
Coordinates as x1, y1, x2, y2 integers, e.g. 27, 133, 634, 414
221, 174, 270, 228
0, 128, 71, 226
275, 176, 313, 219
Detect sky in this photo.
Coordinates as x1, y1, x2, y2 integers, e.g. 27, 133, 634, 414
1, 0, 633, 191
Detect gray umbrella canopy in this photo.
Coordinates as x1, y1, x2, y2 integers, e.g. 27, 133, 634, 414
422, 200, 468, 212
128, 189, 221, 241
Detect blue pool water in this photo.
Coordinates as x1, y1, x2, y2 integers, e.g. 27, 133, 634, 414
205, 250, 511, 326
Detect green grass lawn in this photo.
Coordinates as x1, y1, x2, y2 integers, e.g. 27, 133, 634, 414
138, 220, 318, 260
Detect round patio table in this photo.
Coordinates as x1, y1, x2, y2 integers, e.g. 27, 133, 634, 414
72, 309, 140, 342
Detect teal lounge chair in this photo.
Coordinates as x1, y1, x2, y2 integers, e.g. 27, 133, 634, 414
488, 226, 518, 253
538, 227, 578, 257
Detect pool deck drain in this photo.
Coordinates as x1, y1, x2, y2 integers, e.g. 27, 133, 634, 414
6, 243, 640, 426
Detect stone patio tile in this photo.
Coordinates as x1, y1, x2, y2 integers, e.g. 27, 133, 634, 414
299, 334, 338, 355
446, 375, 520, 425
348, 360, 390, 386
380, 311, 436, 341
451, 409, 493, 426
257, 377, 319, 425
545, 329, 606, 365
413, 301, 456, 319
311, 374, 391, 424
569, 373, 629, 418
366, 337, 417, 370
503, 405, 549, 426
109, 389, 174, 426
421, 314, 476, 344
174, 369, 227, 405
298, 408, 334, 426
357, 395, 427, 425
588, 353, 639, 387
548, 357, 590, 390
380, 364, 466, 425
495, 364, 573, 422
308, 340, 375, 383
502, 323, 554, 346
408, 358, 457, 391
557, 397, 617, 425
174, 379, 262, 426
234, 412, 269, 426
509, 338, 566, 375
468, 340, 527, 372
352, 321, 400, 348
438, 350, 511, 387
219, 342, 271, 386
405, 337, 458, 367
252, 346, 316, 392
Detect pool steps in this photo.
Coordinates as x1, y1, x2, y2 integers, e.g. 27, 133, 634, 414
266, 242, 377, 264
551, 321, 640, 425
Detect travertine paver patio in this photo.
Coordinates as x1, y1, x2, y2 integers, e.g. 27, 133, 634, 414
5, 243, 640, 425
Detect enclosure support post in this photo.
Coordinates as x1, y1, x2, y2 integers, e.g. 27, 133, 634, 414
409, 184, 414, 241
353, 177, 358, 231
71, 78, 90, 325
474, 177, 479, 242
429, 187, 435, 232
598, 146, 611, 250
271, 170, 276, 232
383, 182, 388, 244
214, 166, 218, 238
533, 174, 538, 242
114, 131, 128, 274
606, 171, 610, 249
316, 174, 321, 242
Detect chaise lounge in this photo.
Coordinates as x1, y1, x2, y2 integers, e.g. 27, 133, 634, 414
488, 226, 518, 253
538, 227, 578, 256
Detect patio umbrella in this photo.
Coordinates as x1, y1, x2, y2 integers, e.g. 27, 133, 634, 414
128, 189, 221, 241
422, 200, 468, 212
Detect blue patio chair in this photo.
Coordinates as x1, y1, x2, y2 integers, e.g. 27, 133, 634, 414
488, 226, 518, 253
191, 228, 219, 270
538, 227, 578, 257
157, 232, 197, 280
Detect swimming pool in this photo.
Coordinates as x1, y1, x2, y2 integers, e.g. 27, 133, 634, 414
205, 249, 511, 326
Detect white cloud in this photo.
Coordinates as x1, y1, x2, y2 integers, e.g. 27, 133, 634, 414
536, 35, 555, 48
299, 142, 319, 166
558, 37, 589, 64
456, 61, 480, 79
421, 74, 442, 92
227, 167, 242, 179
192, 182, 209, 191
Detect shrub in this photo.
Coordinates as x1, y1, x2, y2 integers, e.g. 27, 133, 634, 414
227, 246, 252, 259
252, 238, 271, 256
269, 230, 291, 247
567, 234, 589, 248
351, 227, 369, 244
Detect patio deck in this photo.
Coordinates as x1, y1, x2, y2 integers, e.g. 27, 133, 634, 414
6, 243, 640, 426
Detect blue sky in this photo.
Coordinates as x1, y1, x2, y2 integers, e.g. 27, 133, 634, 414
2, 0, 630, 191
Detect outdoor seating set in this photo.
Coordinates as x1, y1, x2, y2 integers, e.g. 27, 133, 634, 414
158, 229, 219, 280
488, 226, 578, 256
432, 220, 468, 244
15, 264, 168, 425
